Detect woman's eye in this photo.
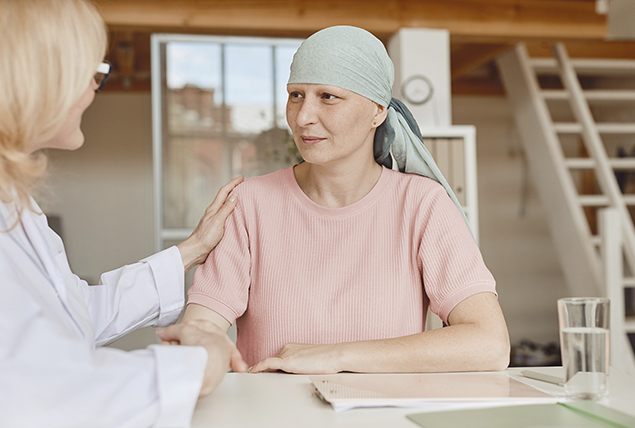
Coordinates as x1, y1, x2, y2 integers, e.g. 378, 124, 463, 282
322, 93, 337, 100
289, 91, 303, 99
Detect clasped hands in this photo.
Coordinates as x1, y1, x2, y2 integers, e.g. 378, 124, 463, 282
157, 320, 248, 397
158, 320, 341, 381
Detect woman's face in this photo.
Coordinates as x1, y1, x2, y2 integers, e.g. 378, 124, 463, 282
29, 80, 97, 153
286, 83, 386, 167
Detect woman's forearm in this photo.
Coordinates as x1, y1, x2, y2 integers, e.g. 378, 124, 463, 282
334, 323, 509, 373
250, 292, 510, 374
338, 292, 510, 373
176, 238, 205, 273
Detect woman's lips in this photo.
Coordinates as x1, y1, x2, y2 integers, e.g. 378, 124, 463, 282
301, 136, 325, 145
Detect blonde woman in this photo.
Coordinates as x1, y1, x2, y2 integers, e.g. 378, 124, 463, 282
171, 26, 510, 374
0, 1, 246, 426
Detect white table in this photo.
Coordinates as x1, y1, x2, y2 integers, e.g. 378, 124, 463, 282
191, 367, 635, 427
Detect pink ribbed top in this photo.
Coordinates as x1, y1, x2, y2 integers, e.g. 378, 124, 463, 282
188, 166, 496, 366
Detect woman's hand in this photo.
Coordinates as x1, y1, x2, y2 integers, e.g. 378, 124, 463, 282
177, 176, 244, 273
249, 343, 341, 374
250, 293, 509, 375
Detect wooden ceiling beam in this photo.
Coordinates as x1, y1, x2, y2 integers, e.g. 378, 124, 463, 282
451, 43, 512, 81
452, 76, 506, 96
525, 39, 635, 59
95, 0, 629, 95
95, 0, 606, 41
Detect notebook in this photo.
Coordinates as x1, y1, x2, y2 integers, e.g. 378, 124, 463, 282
309, 372, 557, 412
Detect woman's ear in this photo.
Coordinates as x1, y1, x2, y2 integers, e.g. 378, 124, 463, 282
372, 103, 388, 128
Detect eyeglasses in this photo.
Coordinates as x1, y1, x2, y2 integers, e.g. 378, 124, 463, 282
94, 62, 111, 93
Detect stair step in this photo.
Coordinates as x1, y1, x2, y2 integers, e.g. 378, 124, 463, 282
579, 195, 610, 206
554, 123, 635, 134
578, 195, 635, 206
565, 158, 635, 169
553, 123, 582, 133
586, 90, 635, 101
542, 89, 635, 102
531, 58, 635, 75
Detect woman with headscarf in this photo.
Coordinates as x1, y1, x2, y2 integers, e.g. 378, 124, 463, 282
0, 0, 247, 426
171, 26, 510, 374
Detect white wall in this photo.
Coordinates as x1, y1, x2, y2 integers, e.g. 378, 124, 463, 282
453, 96, 569, 346
43, 92, 569, 351
42, 93, 157, 350
388, 28, 452, 127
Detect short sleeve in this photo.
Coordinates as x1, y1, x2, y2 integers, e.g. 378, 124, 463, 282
417, 184, 497, 323
187, 198, 251, 324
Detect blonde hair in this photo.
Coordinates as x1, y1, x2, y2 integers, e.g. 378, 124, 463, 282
0, 0, 107, 217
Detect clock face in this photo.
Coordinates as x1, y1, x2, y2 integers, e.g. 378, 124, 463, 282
401, 75, 434, 105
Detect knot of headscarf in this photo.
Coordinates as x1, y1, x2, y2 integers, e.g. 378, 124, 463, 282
288, 26, 473, 238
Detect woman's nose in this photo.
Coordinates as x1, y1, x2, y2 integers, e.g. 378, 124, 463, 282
294, 97, 318, 127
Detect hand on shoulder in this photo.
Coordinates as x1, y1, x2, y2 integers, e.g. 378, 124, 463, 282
177, 176, 244, 272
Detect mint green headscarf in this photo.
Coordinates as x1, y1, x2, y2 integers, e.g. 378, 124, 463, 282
288, 25, 472, 236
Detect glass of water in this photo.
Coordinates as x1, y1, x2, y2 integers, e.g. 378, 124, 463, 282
557, 297, 610, 401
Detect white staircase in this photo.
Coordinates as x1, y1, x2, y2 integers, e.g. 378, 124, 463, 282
497, 43, 635, 374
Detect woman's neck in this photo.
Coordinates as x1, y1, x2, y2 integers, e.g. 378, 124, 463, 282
293, 157, 383, 208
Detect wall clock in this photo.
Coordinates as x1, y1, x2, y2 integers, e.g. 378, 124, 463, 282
401, 74, 434, 105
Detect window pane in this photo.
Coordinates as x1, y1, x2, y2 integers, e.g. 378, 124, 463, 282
275, 43, 302, 129
225, 44, 273, 135
166, 42, 222, 133
164, 42, 224, 229
163, 137, 224, 229
225, 43, 299, 178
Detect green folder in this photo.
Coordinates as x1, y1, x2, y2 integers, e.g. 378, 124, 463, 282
407, 402, 635, 428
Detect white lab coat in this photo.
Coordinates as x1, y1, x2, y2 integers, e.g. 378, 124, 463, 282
0, 198, 207, 428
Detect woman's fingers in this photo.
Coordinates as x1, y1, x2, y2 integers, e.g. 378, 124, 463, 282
177, 176, 244, 272
249, 343, 340, 374
206, 176, 244, 215
249, 357, 284, 373
230, 347, 249, 373
209, 193, 238, 226
156, 324, 183, 343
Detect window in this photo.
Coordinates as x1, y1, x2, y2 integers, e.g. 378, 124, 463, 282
151, 34, 303, 251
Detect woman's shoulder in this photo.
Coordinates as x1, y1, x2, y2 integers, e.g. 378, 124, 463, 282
381, 168, 460, 220
384, 167, 447, 197
383, 169, 469, 233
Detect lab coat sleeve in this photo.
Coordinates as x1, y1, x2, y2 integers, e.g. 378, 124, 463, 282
0, 276, 208, 428
87, 246, 186, 346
